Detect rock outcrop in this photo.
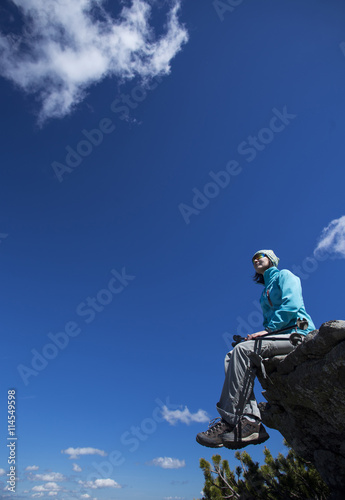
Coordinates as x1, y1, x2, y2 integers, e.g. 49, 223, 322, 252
257, 320, 345, 499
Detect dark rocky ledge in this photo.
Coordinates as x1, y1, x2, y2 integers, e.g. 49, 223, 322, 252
257, 320, 345, 499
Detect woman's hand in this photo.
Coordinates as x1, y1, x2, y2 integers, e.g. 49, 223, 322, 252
245, 330, 268, 341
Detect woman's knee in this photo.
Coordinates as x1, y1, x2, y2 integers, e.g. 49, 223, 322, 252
233, 340, 255, 354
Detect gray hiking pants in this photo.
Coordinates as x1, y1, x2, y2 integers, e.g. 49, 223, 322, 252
216, 334, 295, 425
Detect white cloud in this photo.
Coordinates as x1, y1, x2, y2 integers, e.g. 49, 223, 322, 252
73, 463, 82, 472
31, 473, 65, 482
161, 405, 209, 425
0, 0, 188, 123
0, 468, 6, 476
32, 482, 61, 493
80, 495, 91, 499
78, 478, 121, 489
314, 215, 345, 259
149, 457, 185, 469
61, 447, 107, 459
25, 465, 39, 471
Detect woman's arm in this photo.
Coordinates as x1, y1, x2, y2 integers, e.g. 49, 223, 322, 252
245, 330, 268, 341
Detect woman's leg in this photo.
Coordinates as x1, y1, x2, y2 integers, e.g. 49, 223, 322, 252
216, 334, 295, 425
196, 334, 295, 448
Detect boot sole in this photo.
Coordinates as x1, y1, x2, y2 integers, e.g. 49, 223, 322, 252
196, 436, 224, 448
222, 432, 269, 450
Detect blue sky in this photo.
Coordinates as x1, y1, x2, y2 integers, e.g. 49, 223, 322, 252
0, 0, 344, 498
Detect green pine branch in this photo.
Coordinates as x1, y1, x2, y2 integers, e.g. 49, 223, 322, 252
195, 441, 329, 500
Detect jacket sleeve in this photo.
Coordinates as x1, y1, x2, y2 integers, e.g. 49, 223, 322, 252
265, 270, 303, 332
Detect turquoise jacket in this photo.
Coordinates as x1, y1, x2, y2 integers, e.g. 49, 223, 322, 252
260, 267, 315, 335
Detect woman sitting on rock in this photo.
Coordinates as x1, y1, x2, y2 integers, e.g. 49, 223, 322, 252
196, 249, 315, 450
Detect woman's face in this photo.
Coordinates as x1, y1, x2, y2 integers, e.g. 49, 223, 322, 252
252, 254, 272, 275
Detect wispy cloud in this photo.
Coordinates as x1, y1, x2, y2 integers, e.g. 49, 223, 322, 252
25, 465, 39, 471
162, 405, 209, 425
0, 0, 188, 123
61, 447, 107, 459
0, 468, 5, 476
314, 215, 345, 259
148, 457, 185, 469
72, 463, 82, 472
30, 472, 65, 482
78, 478, 121, 489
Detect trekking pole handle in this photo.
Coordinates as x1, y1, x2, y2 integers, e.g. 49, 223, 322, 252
231, 318, 308, 347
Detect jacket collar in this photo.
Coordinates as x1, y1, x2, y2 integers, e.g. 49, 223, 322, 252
263, 266, 279, 286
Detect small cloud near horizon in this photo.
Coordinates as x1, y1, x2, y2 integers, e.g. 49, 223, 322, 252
30, 472, 65, 482
162, 405, 209, 425
31, 481, 61, 494
147, 457, 185, 469
61, 447, 107, 459
72, 463, 82, 472
78, 478, 122, 489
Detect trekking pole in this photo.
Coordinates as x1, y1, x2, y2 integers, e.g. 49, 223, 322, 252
231, 318, 308, 348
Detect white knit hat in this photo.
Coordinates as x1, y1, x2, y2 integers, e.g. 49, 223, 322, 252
253, 249, 280, 267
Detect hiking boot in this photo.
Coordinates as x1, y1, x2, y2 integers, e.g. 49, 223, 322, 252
196, 418, 233, 448
220, 416, 269, 449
